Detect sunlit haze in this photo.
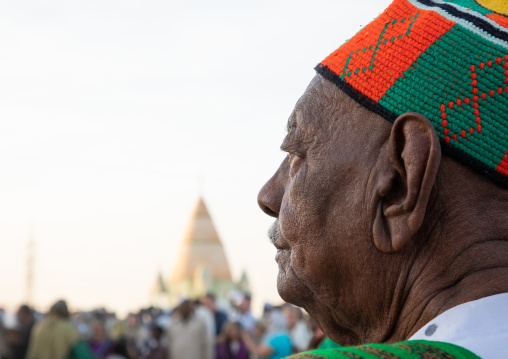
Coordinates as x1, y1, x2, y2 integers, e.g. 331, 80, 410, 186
0, 0, 391, 316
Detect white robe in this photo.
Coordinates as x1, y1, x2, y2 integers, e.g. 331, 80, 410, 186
195, 306, 215, 359
410, 293, 508, 359
167, 314, 209, 359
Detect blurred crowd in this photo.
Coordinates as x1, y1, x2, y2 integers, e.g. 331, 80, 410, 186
0, 292, 340, 359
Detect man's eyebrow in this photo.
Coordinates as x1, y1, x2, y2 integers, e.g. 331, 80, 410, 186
286, 107, 304, 133
280, 135, 306, 157
280, 125, 304, 154
280, 138, 296, 153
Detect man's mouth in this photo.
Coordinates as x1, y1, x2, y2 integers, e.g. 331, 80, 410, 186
275, 248, 290, 263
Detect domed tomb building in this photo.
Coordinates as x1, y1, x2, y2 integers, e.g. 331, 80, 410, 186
150, 197, 249, 308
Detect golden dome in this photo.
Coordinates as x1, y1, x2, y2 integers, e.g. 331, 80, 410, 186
170, 198, 232, 282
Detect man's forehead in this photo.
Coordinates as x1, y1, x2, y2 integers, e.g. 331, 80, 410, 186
284, 75, 394, 152
296, 75, 332, 109
287, 76, 336, 129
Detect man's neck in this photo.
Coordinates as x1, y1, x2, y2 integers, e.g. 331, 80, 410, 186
387, 198, 508, 342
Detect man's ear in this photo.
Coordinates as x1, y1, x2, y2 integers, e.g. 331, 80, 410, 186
372, 112, 441, 253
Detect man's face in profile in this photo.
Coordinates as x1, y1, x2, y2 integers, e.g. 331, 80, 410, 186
258, 75, 394, 344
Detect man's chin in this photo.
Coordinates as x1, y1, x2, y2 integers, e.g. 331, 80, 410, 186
276, 264, 313, 308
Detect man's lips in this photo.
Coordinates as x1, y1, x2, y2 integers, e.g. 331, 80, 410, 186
275, 248, 290, 263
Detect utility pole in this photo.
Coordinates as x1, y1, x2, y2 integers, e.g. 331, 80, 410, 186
197, 173, 205, 197
25, 223, 35, 305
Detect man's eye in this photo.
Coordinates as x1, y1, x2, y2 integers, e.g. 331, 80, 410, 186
288, 153, 299, 162
289, 150, 305, 159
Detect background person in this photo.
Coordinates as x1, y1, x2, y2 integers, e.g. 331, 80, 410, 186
242, 309, 291, 359
26, 300, 95, 359
87, 321, 113, 359
194, 298, 215, 359
281, 304, 311, 353
215, 322, 249, 359
140, 324, 167, 359
166, 300, 208, 359
7, 305, 35, 359
233, 293, 255, 333
201, 293, 228, 337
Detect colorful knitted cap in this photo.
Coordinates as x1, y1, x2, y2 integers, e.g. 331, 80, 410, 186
316, 0, 508, 188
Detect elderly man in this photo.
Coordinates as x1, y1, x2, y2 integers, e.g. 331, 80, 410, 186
257, 0, 508, 358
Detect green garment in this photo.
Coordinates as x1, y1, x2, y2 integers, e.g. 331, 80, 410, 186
289, 340, 480, 358
68, 340, 97, 359
317, 337, 342, 350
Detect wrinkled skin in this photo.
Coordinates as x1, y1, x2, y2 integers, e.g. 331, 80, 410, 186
258, 75, 508, 346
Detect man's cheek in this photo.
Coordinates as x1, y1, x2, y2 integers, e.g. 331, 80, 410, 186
294, 246, 338, 285
287, 163, 312, 205
279, 208, 302, 242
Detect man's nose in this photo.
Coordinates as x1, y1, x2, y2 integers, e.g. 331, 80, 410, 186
257, 158, 289, 218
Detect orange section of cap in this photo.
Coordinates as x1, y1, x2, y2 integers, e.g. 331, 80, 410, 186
486, 13, 508, 29
497, 149, 508, 175
320, 0, 455, 102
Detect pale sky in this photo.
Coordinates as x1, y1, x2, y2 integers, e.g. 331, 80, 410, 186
0, 0, 392, 316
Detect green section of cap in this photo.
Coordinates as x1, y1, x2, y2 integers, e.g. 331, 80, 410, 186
441, 0, 495, 16
379, 24, 508, 169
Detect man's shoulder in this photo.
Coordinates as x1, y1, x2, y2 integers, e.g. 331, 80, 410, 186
409, 293, 508, 359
